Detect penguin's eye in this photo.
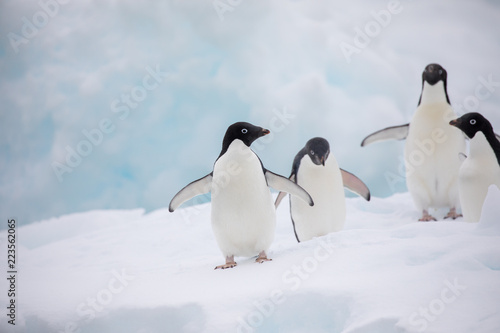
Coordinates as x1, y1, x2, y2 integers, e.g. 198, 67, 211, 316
310, 150, 315, 156
241, 128, 248, 134
470, 119, 476, 125
439, 70, 443, 75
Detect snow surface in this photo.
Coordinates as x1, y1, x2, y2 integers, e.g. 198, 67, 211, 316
1, 187, 500, 333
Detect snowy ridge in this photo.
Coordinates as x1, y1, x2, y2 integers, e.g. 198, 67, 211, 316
1, 189, 499, 332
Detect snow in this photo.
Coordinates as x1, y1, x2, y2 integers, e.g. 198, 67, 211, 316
1, 187, 500, 333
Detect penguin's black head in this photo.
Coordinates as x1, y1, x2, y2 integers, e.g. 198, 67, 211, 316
422, 63, 447, 86
305, 137, 330, 166
449, 112, 494, 139
222, 122, 270, 148
418, 63, 450, 105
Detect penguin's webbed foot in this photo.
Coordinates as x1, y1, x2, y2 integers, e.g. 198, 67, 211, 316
256, 251, 272, 264
215, 256, 237, 270
256, 258, 272, 264
419, 210, 437, 222
444, 208, 462, 220
214, 263, 237, 269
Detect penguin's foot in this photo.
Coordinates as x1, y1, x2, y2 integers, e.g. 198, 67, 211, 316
214, 263, 237, 269
256, 258, 272, 264
256, 251, 272, 264
444, 208, 462, 220
214, 256, 237, 270
419, 210, 437, 222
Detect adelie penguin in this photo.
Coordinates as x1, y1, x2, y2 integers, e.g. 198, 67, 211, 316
449, 113, 500, 222
169, 122, 314, 269
361, 63, 466, 221
275, 137, 370, 242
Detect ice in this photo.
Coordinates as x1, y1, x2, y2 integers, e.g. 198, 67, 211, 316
1, 192, 499, 332
2, 1, 500, 332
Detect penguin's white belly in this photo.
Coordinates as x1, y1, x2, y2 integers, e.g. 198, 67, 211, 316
459, 133, 500, 222
404, 103, 465, 210
211, 141, 275, 257
291, 157, 346, 242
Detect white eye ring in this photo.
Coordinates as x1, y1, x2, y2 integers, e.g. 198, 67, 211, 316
310, 150, 315, 156
470, 119, 476, 125
439, 69, 443, 75
241, 128, 248, 134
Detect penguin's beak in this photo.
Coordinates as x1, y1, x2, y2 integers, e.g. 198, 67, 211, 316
320, 156, 325, 166
261, 128, 270, 136
449, 118, 460, 127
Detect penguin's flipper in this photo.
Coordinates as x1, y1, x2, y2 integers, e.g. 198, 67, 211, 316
361, 124, 410, 147
169, 173, 212, 212
274, 191, 287, 208
274, 175, 296, 208
266, 171, 313, 206
340, 169, 371, 201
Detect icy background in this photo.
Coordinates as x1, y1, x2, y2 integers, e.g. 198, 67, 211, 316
1, 0, 500, 226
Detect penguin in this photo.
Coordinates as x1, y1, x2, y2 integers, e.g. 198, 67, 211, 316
169, 122, 314, 269
449, 113, 500, 222
275, 137, 370, 242
361, 63, 466, 221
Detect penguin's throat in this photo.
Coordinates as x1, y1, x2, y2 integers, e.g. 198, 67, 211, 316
420, 81, 448, 105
